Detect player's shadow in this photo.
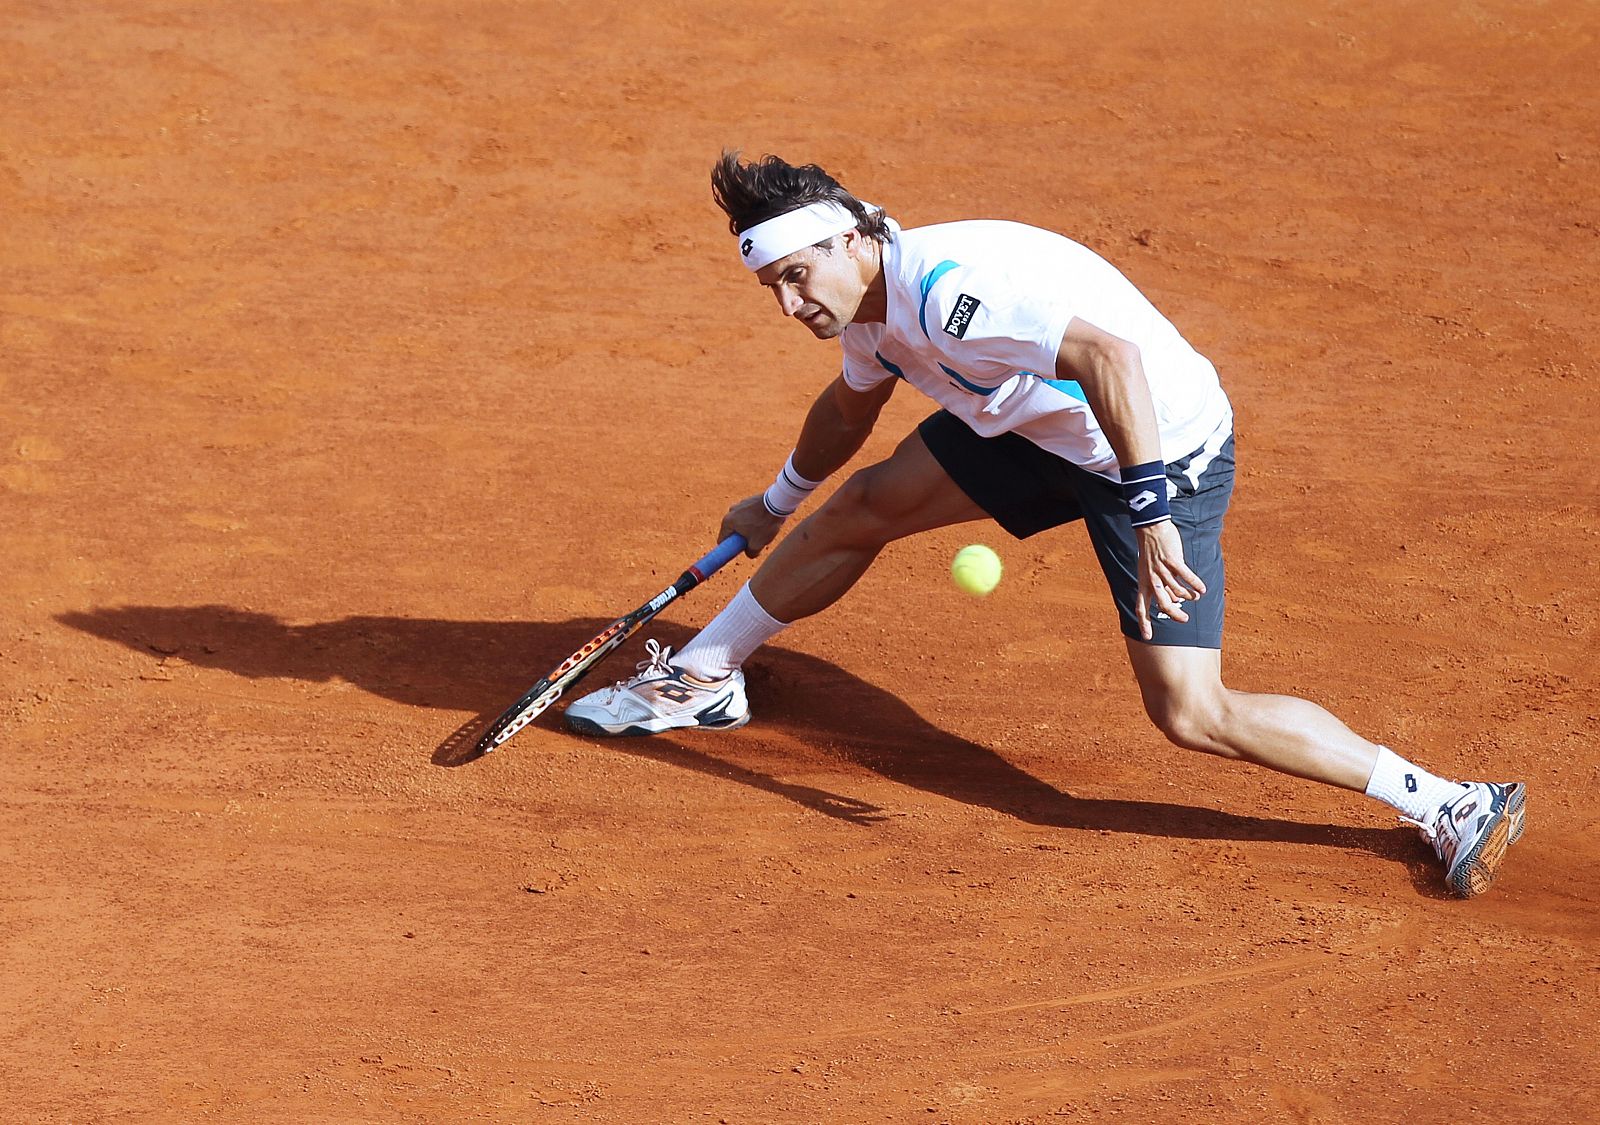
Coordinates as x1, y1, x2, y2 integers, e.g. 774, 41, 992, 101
56, 604, 1438, 888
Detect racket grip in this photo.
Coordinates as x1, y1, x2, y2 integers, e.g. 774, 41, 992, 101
688, 534, 747, 583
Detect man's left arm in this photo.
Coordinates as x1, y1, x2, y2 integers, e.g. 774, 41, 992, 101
1055, 318, 1207, 640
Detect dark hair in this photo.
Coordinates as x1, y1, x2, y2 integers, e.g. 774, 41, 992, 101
711, 150, 893, 244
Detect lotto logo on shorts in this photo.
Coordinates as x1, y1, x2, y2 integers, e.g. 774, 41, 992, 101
943, 293, 982, 339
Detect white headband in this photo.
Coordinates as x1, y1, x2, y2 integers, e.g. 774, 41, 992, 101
736, 201, 866, 272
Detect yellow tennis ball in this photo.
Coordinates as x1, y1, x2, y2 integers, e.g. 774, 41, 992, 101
951, 544, 1002, 596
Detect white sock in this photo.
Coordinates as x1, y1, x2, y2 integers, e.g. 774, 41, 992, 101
1364, 745, 1464, 822
674, 582, 787, 681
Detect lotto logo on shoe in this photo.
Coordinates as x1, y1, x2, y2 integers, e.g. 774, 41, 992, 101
655, 682, 696, 703
1454, 800, 1479, 824
943, 294, 982, 339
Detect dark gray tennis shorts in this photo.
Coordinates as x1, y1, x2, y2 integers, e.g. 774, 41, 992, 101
918, 410, 1235, 648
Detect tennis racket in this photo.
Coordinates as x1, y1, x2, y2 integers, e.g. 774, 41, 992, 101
475, 534, 747, 754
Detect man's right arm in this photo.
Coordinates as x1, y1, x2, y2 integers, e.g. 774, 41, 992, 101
720, 373, 897, 555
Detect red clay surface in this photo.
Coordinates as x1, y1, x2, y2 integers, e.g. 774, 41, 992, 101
5, 2, 1597, 1120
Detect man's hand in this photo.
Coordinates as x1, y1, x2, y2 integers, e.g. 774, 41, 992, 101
719, 494, 787, 558
1135, 520, 1206, 640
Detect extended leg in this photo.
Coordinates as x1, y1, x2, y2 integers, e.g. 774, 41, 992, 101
1123, 640, 1526, 896
1122, 641, 1379, 789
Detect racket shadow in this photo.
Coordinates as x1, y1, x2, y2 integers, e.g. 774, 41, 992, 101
56, 604, 1433, 880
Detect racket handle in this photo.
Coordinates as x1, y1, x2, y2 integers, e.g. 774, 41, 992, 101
687, 534, 747, 584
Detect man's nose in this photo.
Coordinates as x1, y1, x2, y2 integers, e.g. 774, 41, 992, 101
776, 287, 803, 317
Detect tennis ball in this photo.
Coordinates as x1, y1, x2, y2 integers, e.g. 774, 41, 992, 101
951, 544, 1002, 596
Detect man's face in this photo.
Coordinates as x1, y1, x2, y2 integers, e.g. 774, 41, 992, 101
755, 230, 869, 340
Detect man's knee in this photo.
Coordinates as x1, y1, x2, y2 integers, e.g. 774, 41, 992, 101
1142, 682, 1235, 755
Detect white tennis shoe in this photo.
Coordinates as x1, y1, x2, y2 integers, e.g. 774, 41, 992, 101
564, 639, 750, 737
1403, 780, 1527, 898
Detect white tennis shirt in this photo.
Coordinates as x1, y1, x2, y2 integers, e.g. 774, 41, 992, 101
840, 220, 1232, 478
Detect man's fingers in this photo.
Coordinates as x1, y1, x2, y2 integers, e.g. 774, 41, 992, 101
1138, 519, 1203, 634
1149, 582, 1192, 624
1155, 563, 1205, 602
1165, 580, 1202, 604
1176, 554, 1207, 595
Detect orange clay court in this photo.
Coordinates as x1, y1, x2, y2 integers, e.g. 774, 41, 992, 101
3, 2, 1597, 1121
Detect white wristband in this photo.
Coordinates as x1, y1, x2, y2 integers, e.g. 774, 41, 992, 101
761, 452, 826, 518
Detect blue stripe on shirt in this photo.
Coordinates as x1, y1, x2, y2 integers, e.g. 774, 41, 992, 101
917, 260, 961, 338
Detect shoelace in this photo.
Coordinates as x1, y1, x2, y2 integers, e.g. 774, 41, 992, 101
636, 638, 675, 677
599, 639, 675, 699
1400, 785, 1482, 849
1397, 814, 1433, 839
1398, 810, 1454, 862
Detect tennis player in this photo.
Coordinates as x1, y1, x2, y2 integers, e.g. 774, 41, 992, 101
566, 152, 1525, 898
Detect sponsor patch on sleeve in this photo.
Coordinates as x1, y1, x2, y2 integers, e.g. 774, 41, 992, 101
942, 293, 982, 339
